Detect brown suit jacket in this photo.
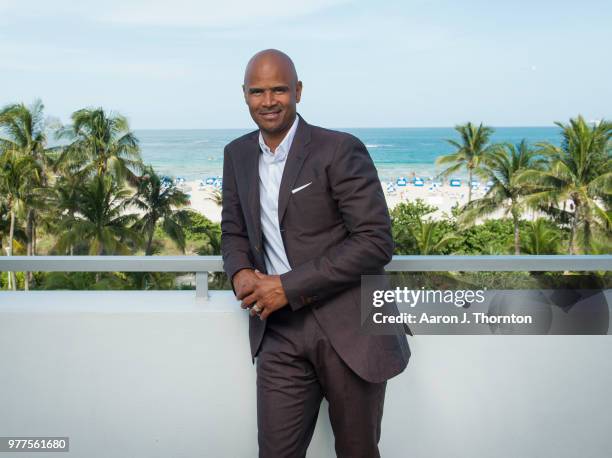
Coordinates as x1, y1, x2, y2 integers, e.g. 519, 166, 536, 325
221, 115, 410, 383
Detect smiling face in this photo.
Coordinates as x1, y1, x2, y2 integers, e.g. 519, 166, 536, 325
243, 50, 302, 148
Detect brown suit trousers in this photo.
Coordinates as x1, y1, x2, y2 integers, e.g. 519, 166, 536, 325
257, 306, 386, 457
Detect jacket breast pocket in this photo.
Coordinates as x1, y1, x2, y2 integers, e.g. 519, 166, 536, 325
288, 178, 337, 226
290, 178, 327, 202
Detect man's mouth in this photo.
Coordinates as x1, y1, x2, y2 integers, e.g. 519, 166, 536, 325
260, 111, 281, 121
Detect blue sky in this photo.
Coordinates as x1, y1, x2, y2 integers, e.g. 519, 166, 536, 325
1, 0, 610, 129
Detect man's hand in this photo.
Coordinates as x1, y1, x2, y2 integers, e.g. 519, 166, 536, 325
241, 270, 288, 320
232, 268, 258, 300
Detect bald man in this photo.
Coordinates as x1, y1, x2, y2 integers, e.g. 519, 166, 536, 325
221, 49, 410, 457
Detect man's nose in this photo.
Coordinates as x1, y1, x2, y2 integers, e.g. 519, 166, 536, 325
262, 91, 275, 107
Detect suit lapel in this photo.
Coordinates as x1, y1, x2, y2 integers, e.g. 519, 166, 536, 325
245, 133, 263, 249
277, 116, 312, 224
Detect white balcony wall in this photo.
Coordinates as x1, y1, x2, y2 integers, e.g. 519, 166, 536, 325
0, 290, 610, 458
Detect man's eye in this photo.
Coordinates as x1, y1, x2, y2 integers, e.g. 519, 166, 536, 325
274, 88, 287, 93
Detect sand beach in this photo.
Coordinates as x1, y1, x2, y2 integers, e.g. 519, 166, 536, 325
178, 179, 510, 222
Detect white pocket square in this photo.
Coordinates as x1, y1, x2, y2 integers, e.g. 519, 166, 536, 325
291, 182, 312, 194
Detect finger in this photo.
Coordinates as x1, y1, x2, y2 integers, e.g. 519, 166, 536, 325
241, 301, 252, 310
250, 304, 263, 317
241, 292, 258, 309
240, 300, 251, 309
236, 283, 256, 300
259, 307, 271, 320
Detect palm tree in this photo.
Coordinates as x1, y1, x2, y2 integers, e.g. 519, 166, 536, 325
457, 140, 547, 254
0, 200, 8, 255
0, 100, 54, 284
57, 108, 144, 183
53, 174, 143, 256
518, 116, 611, 254
41, 271, 132, 290
206, 188, 223, 206
123, 271, 178, 291
195, 220, 222, 256
129, 166, 191, 255
0, 149, 41, 289
0, 100, 50, 170
195, 221, 227, 289
436, 122, 496, 202
46, 173, 87, 255
405, 219, 460, 255
520, 219, 562, 255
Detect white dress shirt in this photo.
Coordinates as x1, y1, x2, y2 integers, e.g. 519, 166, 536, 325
258, 115, 300, 275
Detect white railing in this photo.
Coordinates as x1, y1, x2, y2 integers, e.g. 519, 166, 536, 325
1, 255, 611, 457
0, 255, 610, 298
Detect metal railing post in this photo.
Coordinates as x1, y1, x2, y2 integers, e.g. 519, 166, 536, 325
195, 271, 209, 300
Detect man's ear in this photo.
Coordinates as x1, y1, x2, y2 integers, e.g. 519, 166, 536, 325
296, 81, 303, 103
242, 84, 248, 104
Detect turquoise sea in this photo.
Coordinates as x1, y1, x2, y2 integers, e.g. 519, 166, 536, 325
134, 126, 561, 182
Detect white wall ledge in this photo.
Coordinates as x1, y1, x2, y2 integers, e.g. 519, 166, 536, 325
0, 290, 239, 313
1, 291, 611, 457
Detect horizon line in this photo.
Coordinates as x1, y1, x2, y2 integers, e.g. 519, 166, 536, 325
131, 124, 562, 131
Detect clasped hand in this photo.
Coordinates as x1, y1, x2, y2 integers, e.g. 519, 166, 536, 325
233, 269, 288, 320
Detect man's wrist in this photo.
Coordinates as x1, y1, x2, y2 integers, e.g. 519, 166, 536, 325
233, 267, 254, 278
230, 268, 255, 294
232, 267, 254, 283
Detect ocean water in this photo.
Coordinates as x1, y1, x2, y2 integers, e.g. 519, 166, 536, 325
134, 126, 561, 182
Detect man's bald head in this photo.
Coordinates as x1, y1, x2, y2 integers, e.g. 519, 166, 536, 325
242, 49, 302, 146
243, 49, 298, 87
